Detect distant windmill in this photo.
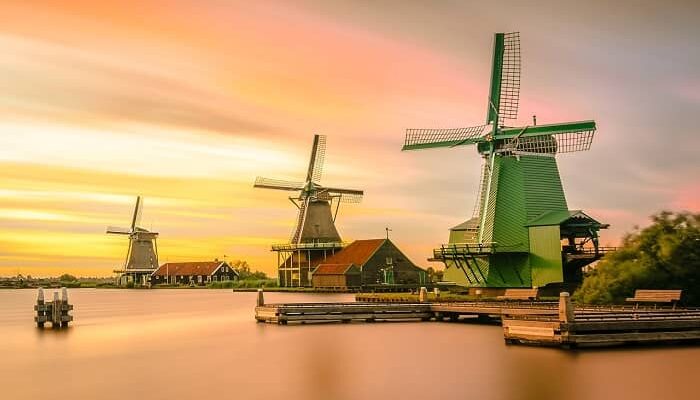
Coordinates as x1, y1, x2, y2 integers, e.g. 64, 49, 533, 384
107, 196, 159, 285
255, 134, 363, 244
254, 134, 364, 286
403, 32, 610, 288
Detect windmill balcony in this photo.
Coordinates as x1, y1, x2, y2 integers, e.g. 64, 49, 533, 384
271, 242, 346, 252
430, 243, 500, 261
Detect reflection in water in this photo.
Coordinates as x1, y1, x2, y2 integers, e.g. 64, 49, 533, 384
1, 289, 698, 400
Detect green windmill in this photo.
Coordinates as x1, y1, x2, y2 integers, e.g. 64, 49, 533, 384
403, 32, 612, 289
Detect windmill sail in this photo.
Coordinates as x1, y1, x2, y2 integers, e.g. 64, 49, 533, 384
106, 226, 132, 235
131, 196, 143, 230
498, 120, 596, 154
308, 135, 326, 184
487, 32, 521, 127
254, 177, 305, 191
290, 200, 309, 244
403, 125, 488, 150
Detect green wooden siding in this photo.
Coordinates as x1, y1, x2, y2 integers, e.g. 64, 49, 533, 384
520, 155, 568, 222
491, 156, 529, 252
528, 225, 563, 286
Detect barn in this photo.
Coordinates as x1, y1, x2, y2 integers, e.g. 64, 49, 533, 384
311, 264, 362, 289
312, 239, 426, 288
151, 261, 239, 286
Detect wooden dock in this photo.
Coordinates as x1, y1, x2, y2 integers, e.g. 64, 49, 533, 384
254, 290, 700, 348
256, 302, 434, 324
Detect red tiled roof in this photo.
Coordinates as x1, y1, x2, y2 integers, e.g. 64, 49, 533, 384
320, 239, 385, 266
153, 261, 232, 277
313, 263, 355, 275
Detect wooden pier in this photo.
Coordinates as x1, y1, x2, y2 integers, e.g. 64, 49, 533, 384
503, 293, 700, 347
34, 287, 73, 328
254, 289, 700, 348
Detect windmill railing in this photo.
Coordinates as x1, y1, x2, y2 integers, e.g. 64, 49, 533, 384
271, 242, 346, 252
431, 243, 499, 260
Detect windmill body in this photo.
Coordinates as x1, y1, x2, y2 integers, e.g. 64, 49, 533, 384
255, 135, 363, 287
107, 196, 159, 286
403, 32, 612, 289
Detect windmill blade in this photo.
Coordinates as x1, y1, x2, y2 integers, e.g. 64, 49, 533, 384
290, 198, 309, 244
498, 120, 596, 154
486, 32, 521, 126
106, 226, 132, 235
254, 177, 305, 192
131, 196, 143, 230
323, 187, 364, 204
305, 134, 326, 184
402, 125, 488, 151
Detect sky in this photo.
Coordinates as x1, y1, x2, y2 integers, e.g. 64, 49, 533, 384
0, 0, 698, 277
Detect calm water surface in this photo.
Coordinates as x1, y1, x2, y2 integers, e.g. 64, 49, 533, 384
1, 289, 698, 400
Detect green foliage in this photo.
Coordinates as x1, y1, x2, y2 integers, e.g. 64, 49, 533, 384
574, 211, 700, 306
229, 260, 269, 281
59, 274, 78, 282
426, 267, 444, 283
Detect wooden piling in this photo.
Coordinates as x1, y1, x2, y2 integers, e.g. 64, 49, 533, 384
419, 287, 427, 303
257, 289, 265, 307
558, 292, 575, 323
36, 288, 45, 328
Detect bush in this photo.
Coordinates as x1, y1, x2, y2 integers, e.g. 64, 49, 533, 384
574, 211, 700, 305
59, 274, 78, 282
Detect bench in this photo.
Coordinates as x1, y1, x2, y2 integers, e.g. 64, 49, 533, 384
625, 289, 682, 309
497, 288, 539, 301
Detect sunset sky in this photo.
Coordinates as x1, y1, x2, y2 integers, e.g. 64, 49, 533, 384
1, 0, 698, 277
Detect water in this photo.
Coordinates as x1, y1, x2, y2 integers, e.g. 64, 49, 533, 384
1, 289, 698, 400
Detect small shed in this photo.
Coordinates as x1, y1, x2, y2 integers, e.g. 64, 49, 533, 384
526, 210, 609, 285
311, 264, 361, 289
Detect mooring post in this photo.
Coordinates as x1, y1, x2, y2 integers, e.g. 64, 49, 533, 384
419, 287, 428, 303
52, 291, 61, 328
558, 292, 575, 323
60, 287, 69, 327
36, 288, 45, 328
257, 289, 265, 307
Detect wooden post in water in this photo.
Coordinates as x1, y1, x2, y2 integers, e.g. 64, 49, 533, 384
60, 287, 69, 327
52, 291, 61, 328
36, 288, 45, 328
257, 289, 265, 307
558, 292, 575, 323
419, 287, 428, 303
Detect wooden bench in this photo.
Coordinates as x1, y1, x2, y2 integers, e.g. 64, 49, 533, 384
497, 288, 539, 301
625, 289, 682, 309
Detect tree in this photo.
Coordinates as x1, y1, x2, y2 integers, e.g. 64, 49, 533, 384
59, 274, 78, 282
230, 260, 269, 280
426, 267, 444, 283
574, 211, 700, 306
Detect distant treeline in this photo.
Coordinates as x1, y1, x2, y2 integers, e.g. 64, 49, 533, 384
574, 211, 700, 306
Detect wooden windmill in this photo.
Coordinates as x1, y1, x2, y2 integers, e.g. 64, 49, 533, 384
403, 32, 611, 289
254, 134, 363, 286
107, 196, 159, 286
